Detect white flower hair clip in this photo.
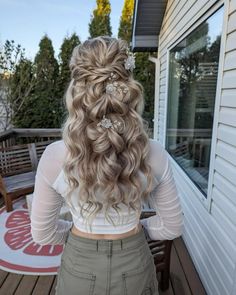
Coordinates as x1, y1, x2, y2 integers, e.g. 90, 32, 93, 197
105, 72, 128, 94
124, 48, 136, 71
97, 115, 122, 130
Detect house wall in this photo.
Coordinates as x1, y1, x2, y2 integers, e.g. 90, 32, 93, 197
155, 0, 236, 294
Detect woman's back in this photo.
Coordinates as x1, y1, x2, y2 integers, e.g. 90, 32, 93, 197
31, 137, 183, 245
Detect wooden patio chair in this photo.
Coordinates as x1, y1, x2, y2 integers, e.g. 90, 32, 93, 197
140, 210, 173, 291
0, 140, 53, 212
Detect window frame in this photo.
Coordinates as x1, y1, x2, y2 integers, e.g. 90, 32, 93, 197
163, 1, 228, 211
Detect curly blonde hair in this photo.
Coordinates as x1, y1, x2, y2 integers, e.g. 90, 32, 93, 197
61, 36, 153, 232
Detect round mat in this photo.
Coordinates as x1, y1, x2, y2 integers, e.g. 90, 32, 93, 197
0, 196, 64, 275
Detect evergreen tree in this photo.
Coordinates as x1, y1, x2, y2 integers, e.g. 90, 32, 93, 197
89, 0, 112, 38
118, 0, 155, 135
133, 52, 155, 131
118, 0, 134, 42
29, 35, 59, 128
9, 58, 37, 128
57, 33, 81, 123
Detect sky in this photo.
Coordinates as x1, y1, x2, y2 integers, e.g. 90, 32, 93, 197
0, 0, 124, 61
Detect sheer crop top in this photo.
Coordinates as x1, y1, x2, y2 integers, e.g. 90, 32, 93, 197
30, 139, 184, 245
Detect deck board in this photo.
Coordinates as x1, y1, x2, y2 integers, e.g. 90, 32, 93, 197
169, 243, 192, 295
0, 273, 23, 294
14, 275, 38, 295
0, 237, 206, 295
0, 269, 8, 286
31, 276, 55, 295
173, 237, 206, 295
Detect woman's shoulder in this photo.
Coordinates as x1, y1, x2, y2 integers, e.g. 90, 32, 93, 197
37, 140, 67, 183
148, 138, 169, 160
40, 139, 66, 168
45, 139, 66, 151
43, 140, 67, 160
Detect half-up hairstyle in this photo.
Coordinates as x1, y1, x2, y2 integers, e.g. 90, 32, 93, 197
61, 36, 153, 232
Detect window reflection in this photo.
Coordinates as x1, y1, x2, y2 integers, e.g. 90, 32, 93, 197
166, 6, 224, 196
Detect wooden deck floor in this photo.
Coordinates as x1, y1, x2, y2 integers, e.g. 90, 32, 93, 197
0, 237, 206, 295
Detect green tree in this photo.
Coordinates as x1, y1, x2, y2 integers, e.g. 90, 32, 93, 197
8, 58, 37, 128
57, 33, 81, 123
0, 40, 35, 130
118, 0, 134, 42
28, 35, 59, 128
118, 0, 155, 134
133, 52, 155, 131
89, 0, 112, 38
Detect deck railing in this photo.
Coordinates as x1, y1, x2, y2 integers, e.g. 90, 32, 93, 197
0, 128, 62, 148
0, 127, 154, 148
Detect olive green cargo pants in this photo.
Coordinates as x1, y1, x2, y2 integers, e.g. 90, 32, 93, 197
55, 226, 159, 295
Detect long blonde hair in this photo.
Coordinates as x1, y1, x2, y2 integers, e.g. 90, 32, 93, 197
61, 36, 153, 231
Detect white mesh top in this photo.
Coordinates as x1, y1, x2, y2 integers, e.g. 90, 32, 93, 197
30, 138, 184, 245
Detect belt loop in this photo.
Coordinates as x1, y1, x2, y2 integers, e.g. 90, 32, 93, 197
108, 241, 112, 257
96, 240, 98, 251
121, 239, 123, 250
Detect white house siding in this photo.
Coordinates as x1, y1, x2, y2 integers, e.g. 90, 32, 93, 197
154, 0, 236, 294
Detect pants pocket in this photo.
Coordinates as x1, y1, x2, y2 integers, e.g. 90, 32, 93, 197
121, 257, 159, 295
55, 258, 96, 295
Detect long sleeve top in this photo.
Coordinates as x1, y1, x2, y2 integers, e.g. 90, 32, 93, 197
30, 138, 184, 245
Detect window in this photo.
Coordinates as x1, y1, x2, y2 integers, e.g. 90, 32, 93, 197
166, 6, 224, 196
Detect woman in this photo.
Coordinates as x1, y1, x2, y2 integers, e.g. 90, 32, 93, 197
30, 36, 184, 295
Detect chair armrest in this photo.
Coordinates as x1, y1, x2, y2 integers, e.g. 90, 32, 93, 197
0, 174, 7, 195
